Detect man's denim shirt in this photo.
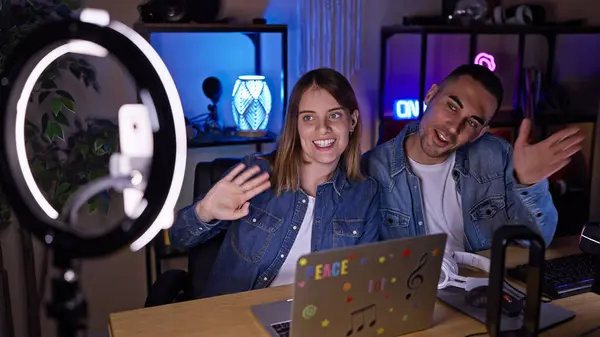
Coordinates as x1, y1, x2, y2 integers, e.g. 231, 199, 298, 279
362, 121, 557, 252
169, 153, 382, 298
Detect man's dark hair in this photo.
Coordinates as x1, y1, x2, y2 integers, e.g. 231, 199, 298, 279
442, 64, 504, 112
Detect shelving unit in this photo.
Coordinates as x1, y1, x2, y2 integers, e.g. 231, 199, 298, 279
134, 22, 288, 293
378, 23, 600, 240
379, 24, 600, 127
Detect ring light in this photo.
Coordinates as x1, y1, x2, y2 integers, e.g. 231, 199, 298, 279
0, 8, 187, 258
0, 9, 187, 336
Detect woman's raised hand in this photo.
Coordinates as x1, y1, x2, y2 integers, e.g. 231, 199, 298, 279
195, 163, 271, 222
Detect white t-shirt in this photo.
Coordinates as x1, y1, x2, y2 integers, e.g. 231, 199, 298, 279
408, 152, 465, 252
269, 196, 315, 287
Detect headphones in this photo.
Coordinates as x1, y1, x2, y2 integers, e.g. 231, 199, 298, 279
438, 251, 491, 291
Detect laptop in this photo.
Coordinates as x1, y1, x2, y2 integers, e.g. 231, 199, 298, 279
251, 233, 447, 337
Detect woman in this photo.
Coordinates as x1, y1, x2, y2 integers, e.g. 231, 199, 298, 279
169, 68, 382, 298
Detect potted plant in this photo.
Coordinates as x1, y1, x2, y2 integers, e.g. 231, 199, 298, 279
0, 1, 117, 336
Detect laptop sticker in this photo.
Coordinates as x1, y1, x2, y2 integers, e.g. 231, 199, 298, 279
377, 327, 385, 335
346, 304, 377, 336
302, 304, 317, 319
402, 248, 411, 257
321, 319, 330, 327
343, 282, 352, 291
346, 296, 353, 303
305, 258, 349, 281
297, 281, 305, 288
361, 257, 368, 264
368, 277, 386, 293
405, 252, 428, 300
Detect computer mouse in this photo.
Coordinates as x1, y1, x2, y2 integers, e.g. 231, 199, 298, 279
465, 285, 523, 317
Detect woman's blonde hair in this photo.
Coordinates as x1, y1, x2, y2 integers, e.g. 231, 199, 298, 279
269, 68, 363, 195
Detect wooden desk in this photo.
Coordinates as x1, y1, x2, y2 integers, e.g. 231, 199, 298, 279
109, 236, 600, 337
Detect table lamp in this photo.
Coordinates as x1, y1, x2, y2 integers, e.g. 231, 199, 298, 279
0, 8, 187, 337
232, 75, 272, 137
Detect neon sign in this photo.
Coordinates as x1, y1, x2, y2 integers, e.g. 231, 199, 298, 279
474, 52, 496, 72
393, 99, 427, 120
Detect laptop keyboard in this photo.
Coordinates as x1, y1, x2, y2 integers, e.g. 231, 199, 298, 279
271, 321, 291, 337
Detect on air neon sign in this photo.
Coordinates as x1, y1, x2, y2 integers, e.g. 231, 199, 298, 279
474, 52, 496, 71
393, 99, 427, 120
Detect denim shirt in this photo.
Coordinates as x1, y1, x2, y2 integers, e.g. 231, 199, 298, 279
169, 153, 382, 298
362, 121, 557, 252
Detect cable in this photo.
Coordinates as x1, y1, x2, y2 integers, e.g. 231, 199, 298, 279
577, 325, 600, 337
60, 176, 135, 227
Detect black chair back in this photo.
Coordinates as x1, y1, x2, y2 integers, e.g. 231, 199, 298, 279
187, 157, 240, 299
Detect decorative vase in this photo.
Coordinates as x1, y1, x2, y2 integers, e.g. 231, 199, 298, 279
231, 75, 272, 137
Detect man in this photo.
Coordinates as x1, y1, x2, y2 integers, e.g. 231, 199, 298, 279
363, 64, 584, 252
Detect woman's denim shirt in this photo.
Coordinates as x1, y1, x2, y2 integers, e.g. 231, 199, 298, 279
169, 154, 382, 298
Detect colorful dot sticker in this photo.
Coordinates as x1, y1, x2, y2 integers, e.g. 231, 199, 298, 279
299, 258, 307, 266
402, 248, 411, 258
432, 248, 440, 256
378, 256, 386, 264
297, 281, 305, 288
402, 314, 409, 321
346, 296, 353, 303
389, 307, 394, 312
389, 253, 394, 258
413, 302, 419, 309
384, 293, 390, 299
302, 304, 317, 319
391, 277, 397, 284
361, 257, 368, 264
343, 282, 352, 292
348, 253, 356, 260
377, 328, 385, 335
321, 319, 330, 327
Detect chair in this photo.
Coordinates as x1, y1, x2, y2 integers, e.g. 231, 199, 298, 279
144, 157, 241, 307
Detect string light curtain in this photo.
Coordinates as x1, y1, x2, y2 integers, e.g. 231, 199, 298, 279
298, 0, 363, 78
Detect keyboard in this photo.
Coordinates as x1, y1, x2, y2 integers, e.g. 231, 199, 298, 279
271, 321, 290, 337
507, 253, 596, 299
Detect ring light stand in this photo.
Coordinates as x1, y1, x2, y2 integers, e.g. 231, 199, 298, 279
0, 8, 187, 337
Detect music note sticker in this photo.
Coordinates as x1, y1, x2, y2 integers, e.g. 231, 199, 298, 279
407, 253, 427, 289
346, 304, 377, 336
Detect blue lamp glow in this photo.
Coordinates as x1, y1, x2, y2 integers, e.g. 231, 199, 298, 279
232, 75, 272, 137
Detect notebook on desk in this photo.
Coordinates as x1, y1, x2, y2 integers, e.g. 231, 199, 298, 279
251, 234, 447, 337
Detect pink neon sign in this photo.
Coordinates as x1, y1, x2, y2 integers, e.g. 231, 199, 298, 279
474, 52, 496, 72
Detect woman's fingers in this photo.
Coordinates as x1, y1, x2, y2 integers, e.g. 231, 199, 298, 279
222, 163, 246, 182
232, 202, 250, 218
232, 165, 262, 186
244, 180, 271, 200
239, 172, 270, 192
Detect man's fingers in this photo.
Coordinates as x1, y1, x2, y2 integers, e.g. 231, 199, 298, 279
546, 126, 581, 146
232, 165, 262, 186
222, 163, 246, 182
244, 181, 272, 200
239, 172, 270, 192
515, 118, 532, 146
551, 133, 584, 153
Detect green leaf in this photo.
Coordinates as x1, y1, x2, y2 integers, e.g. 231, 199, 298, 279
38, 91, 51, 104
93, 138, 105, 152
51, 97, 63, 116
57, 182, 71, 194
79, 144, 90, 157
87, 198, 98, 213
41, 113, 49, 134
56, 90, 74, 102
54, 111, 70, 126
44, 122, 64, 142
60, 97, 74, 111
